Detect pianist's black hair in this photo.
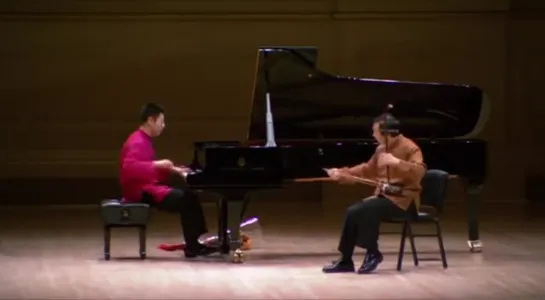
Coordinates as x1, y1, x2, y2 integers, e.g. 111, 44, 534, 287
139, 103, 165, 123
374, 113, 401, 137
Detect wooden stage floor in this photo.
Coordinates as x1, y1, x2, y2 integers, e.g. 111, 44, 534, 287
0, 201, 544, 299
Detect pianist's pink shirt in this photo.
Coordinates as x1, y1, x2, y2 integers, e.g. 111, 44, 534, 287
119, 129, 171, 203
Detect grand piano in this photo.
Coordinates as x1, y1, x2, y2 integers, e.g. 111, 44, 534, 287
186, 46, 489, 262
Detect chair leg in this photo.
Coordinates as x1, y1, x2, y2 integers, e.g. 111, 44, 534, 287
396, 222, 408, 271
139, 226, 147, 259
406, 222, 419, 267
435, 221, 448, 269
104, 226, 111, 261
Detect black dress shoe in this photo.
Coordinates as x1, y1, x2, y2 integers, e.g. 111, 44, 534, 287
184, 245, 219, 258
357, 251, 383, 274
322, 259, 356, 273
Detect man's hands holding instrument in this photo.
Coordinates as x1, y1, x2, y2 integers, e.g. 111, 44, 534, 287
325, 168, 345, 181
324, 168, 381, 188
325, 153, 401, 181
324, 166, 403, 195
324, 168, 362, 184
378, 153, 400, 167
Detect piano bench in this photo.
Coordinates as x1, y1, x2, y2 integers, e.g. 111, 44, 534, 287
100, 199, 150, 261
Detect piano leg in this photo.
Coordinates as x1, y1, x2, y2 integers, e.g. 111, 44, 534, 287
466, 184, 483, 253
217, 198, 229, 254
216, 189, 249, 263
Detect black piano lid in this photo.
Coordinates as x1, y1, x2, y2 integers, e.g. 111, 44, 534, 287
247, 46, 490, 142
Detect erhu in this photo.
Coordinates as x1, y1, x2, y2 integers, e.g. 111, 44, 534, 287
378, 104, 404, 196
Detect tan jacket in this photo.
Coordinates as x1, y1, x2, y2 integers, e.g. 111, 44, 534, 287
340, 135, 426, 211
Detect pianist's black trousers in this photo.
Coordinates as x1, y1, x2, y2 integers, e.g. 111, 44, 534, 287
142, 185, 208, 251
338, 195, 411, 258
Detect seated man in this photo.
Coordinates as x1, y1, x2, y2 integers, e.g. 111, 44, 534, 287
119, 103, 215, 258
322, 113, 426, 274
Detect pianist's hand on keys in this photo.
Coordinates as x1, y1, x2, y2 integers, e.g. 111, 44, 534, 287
173, 166, 192, 178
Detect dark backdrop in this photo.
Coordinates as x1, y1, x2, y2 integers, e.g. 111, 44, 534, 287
1, 0, 544, 206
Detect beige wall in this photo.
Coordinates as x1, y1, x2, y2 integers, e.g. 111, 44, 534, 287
1, 0, 544, 204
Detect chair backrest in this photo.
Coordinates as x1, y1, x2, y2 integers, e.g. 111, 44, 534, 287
420, 169, 450, 214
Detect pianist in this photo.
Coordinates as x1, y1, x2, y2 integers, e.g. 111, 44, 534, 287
119, 103, 215, 258
322, 113, 426, 274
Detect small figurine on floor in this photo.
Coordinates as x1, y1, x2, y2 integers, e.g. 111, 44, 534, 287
158, 232, 252, 252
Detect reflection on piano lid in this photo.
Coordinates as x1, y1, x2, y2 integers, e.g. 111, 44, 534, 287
248, 46, 490, 142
